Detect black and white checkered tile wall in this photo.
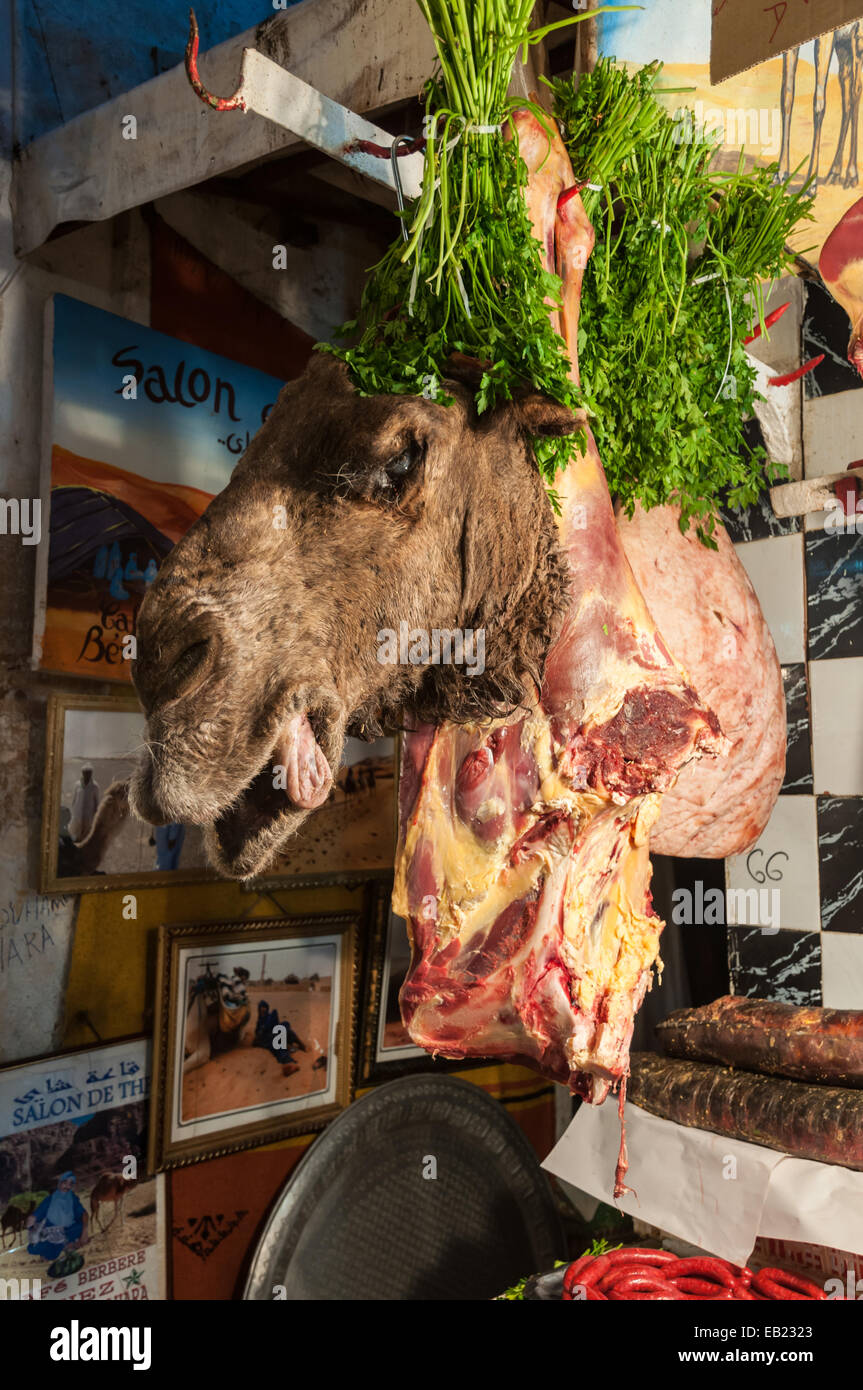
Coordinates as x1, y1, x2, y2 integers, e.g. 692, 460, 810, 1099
721, 280, 863, 1008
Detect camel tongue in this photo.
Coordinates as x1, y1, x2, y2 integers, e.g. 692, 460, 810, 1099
278, 713, 332, 810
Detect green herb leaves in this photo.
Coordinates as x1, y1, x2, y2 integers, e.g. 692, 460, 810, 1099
323, 1, 595, 485
550, 59, 814, 540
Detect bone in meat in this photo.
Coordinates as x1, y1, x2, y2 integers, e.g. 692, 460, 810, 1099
617, 502, 785, 858
393, 112, 725, 1103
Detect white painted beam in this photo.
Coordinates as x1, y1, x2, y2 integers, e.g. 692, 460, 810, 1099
13, 0, 434, 256
239, 49, 423, 199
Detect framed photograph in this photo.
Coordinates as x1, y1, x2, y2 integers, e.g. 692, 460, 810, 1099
357, 879, 483, 1086
250, 735, 398, 888
149, 913, 360, 1170
42, 694, 398, 893
40, 693, 217, 893
0, 1038, 164, 1301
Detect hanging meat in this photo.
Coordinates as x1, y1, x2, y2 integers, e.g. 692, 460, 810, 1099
393, 112, 726, 1102
616, 503, 785, 858
819, 192, 863, 376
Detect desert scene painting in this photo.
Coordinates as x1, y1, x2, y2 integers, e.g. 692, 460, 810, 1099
37, 296, 280, 682
601, 4, 863, 257
179, 941, 337, 1126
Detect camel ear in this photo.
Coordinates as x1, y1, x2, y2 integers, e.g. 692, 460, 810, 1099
511, 394, 578, 437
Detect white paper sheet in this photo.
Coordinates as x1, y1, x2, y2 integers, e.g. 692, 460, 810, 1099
543, 1100, 863, 1264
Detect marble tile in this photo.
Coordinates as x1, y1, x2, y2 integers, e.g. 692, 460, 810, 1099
805, 530, 863, 661
821, 932, 863, 1009
817, 797, 863, 934
734, 533, 805, 664
721, 420, 800, 543
722, 494, 800, 544
810, 657, 863, 795
802, 390, 863, 477
725, 796, 820, 932
780, 663, 812, 793
728, 927, 822, 1005
802, 281, 863, 400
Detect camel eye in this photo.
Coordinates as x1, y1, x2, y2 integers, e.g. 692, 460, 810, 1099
384, 440, 422, 486
387, 449, 414, 478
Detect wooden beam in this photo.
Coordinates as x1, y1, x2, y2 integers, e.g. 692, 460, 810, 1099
13, 0, 435, 256
239, 49, 423, 198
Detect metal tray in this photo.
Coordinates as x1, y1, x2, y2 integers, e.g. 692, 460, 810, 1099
244, 1073, 564, 1300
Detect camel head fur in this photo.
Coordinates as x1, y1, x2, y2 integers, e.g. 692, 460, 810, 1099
129, 354, 573, 879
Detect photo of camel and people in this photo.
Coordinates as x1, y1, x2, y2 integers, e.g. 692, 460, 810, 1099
45, 696, 396, 890
176, 938, 339, 1133
50, 703, 210, 883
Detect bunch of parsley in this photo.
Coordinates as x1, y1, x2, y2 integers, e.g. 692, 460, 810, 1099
324, 1, 614, 487
551, 59, 814, 542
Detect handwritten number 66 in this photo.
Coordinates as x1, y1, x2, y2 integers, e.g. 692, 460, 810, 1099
745, 849, 788, 883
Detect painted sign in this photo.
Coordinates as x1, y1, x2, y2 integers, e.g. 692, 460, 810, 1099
598, 2, 863, 258
711, 0, 863, 84
33, 295, 284, 682
0, 1039, 162, 1301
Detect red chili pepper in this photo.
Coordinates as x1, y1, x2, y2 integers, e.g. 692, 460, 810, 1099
743, 300, 791, 345
558, 184, 588, 209
767, 354, 824, 388
664, 1257, 737, 1287
584, 1286, 607, 1300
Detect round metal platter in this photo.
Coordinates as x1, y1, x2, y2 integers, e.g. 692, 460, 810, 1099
244, 1073, 564, 1300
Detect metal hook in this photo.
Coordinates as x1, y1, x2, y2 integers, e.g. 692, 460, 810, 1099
185, 8, 246, 112
391, 134, 415, 242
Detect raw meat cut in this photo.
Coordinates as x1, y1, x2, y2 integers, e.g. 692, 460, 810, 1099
616, 503, 785, 858
819, 193, 863, 376
393, 112, 725, 1103
657, 995, 863, 1088
628, 1051, 863, 1171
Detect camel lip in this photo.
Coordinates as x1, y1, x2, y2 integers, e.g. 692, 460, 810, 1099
209, 706, 342, 876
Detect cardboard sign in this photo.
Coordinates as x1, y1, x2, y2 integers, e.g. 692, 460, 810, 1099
711, 0, 863, 84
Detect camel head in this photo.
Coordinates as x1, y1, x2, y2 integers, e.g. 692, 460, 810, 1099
129, 354, 573, 879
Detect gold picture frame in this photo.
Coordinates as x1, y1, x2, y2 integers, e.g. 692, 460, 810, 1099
356, 878, 483, 1086
148, 912, 360, 1171
247, 734, 399, 890
40, 693, 219, 894
42, 696, 399, 894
